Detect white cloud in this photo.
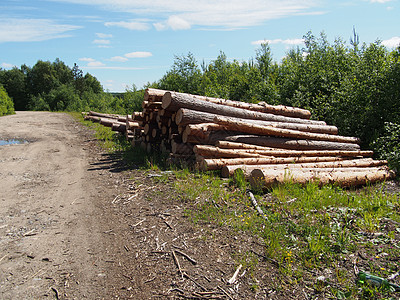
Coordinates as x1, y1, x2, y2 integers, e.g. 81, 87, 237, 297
105, 20, 150, 31
252, 38, 304, 46
0, 18, 80, 43
124, 51, 153, 58
382, 36, 400, 48
87, 61, 105, 67
110, 56, 129, 62
1, 62, 15, 69
96, 32, 113, 38
45, 0, 320, 30
79, 57, 96, 62
154, 15, 191, 31
370, 0, 392, 3
93, 39, 110, 44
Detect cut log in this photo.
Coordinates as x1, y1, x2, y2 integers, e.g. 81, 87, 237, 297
171, 141, 194, 155
224, 135, 361, 151
199, 156, 345, 171
193, 145, 266, 159
150, 88, 311, 119
214, 116, 359, 144
144, 88, 169, 102
163, 92, 326, 125
89, 111, 119, 119
221, 158, 387, 178
182, 114, 338, 135
194, 145, 372, 159
249, 167, 395, 189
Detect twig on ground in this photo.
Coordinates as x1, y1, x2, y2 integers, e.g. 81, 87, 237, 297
228, 264, 242, 284
174, 249, 197, 265
248, 191, 268, 221
217, 286, 234, 300
172, 250, 184, 278
184, 273, 207, 291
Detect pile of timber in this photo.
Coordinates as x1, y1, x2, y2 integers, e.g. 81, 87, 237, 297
84, 88, 395, 189
83, 111, 142, 140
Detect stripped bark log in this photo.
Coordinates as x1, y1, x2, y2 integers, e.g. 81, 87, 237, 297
221, 158, 388, 177
224, 135, 361, 151
194, 145, 372, 159
163, 92, 325, 125
181, 114, 338, 135
213, 116, 359, 144
199, 156, 345, 171
249, 167, 395, 189
149, 88, 311, 119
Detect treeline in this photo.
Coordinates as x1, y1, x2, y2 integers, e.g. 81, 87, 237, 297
153, 32, 400, 150
0, 59, 142, 114
1, 31, 399, 168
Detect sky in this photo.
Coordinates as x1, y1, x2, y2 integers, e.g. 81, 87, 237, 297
1, 0, 399, 92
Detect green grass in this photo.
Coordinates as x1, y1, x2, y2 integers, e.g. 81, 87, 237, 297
76, 112, 400, 298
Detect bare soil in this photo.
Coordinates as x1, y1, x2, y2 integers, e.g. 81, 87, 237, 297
2, 112, 398, 300
0, 112, 273, 299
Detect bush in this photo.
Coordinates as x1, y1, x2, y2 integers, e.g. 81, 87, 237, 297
0, 85, 15, 116
372, 122, 400, 173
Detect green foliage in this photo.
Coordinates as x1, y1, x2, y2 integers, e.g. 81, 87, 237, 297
372, 122, 400, 172
0, 85, 15, 116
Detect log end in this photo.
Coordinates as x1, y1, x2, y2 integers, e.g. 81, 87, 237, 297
161, 91, 173, 110
249, 169, 266, 191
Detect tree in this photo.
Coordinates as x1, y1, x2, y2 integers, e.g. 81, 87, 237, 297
0, 85, 15, 116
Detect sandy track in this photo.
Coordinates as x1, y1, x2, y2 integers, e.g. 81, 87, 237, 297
0, 112, 117, 299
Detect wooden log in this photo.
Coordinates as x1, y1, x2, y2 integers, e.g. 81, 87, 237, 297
221, 158, 387, 178
163, 93, 325, 125
144, 88, 169, 102
84, 115, 101, 122
176, 108, 337, 134
89, 111, 119, 119
171, 141, 194, 155
193, 145, 266, 159
224, 135, 361, 151
142, 101, 163, 110
184, 131, 242, 145
132, 112, 145, 122
199, 156, 345, 171
150, 88, 311, 119
144, 123, 158, 135
249, 167, 395, 189
194, 145, 372, 159
112, 123, 126, 133
214, 116, 359, 144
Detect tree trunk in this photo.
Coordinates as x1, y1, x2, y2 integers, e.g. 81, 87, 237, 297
221, 158, 387, 178
199, 156, 344, 171
249, 167, 395, 189
180, 114, 338, 134
224, 135, 361, 151
149, 88, 312, 119
214, 116, 359, 144
194, 145, 372, 159
163, 92, 326, 125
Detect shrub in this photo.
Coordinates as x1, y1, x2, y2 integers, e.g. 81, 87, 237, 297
0, 85, 15, 116
372, 122, 400, 173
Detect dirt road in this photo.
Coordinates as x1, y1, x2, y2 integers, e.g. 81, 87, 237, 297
0, 112, 276, 299
0, 112, 123, 299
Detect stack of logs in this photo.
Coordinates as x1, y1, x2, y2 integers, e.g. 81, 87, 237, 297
83, 111, 142, 140
85, 88, 395, 189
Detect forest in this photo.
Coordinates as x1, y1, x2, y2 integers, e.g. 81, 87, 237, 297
0, 31, 399, 170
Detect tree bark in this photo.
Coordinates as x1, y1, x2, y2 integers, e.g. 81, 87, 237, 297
214, 116, 359, 144
150, 88, 312, 119
194, 145, 372, 159
249, 167, 395, 189
180, 114, 338, 134
224, 135, 361, 151
199, 156, 344, 171
221, 158, 387, 178
163, 92, 325, 125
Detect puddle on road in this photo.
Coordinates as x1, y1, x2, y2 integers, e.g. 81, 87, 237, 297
0, 139, 29, 146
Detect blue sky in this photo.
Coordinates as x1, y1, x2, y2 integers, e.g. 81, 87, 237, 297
1, 0, 399, 92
